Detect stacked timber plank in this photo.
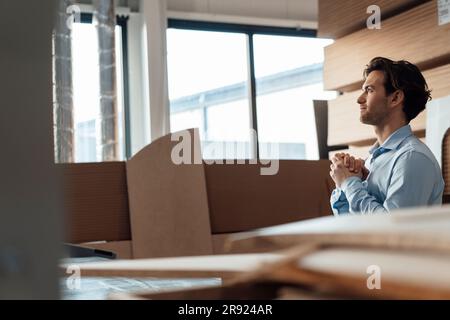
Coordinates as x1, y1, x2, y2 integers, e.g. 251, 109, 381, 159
72, 205, 450, 299
322, 0, 450, 152
318, 0, 428, 39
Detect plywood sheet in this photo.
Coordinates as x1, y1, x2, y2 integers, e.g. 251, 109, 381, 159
318, 0, 427, 39
107, 246, 450, 300
110, 211, 450, 299
73, 253, 282, 279
324, 1, 450, 91
226, 204, 450, 253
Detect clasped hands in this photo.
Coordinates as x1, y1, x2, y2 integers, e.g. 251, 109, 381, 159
329, 153, 369, 188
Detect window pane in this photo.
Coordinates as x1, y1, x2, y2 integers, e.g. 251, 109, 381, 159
72, 23, 125, 163
254, 35, 336, 160
167, 29, 252, 159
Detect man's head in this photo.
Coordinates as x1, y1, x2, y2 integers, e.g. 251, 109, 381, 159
357, 57, 431, 126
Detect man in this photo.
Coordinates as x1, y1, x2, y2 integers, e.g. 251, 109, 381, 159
330, 57, 444, 215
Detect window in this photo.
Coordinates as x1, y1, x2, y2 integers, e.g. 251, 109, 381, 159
61, 14, 128, 162
167, 29, 252, 159
167, 20, 336, 160
253, 35, 335, 159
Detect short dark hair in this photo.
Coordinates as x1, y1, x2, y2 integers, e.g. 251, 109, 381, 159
364, 57, 432, 123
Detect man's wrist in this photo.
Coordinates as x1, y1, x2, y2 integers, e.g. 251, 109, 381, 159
341, 176, 362, 193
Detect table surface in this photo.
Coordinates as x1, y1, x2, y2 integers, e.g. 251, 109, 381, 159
60, 257, 221, 300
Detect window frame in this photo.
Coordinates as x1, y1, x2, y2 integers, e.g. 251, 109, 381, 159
77, 12, 132, 159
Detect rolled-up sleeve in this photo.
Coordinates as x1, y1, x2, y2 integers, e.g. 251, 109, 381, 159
341, 151, 440, 214
341, 176, 387, 214
330, 188, 350, 215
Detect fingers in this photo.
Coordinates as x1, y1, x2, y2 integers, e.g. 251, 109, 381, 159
349, 156, 355, 172
341, 154, 358, 173
354, 158, 361, 173
330, 161, 342, 170
343, 154, 349, 167
331, 155, 343, 165
331, 153, 365, 173
331, 153, 345, 164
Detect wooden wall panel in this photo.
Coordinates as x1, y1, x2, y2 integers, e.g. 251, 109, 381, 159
318, 0, 427, 39
425, 64, 450, 100
323, 1, 450, 91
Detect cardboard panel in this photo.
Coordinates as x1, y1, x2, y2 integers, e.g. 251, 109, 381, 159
126, 129, 213, 258
205, 160, 334, 234
324, 1, 450, 91
318, 0, 427, 39
328, 91, 427, 146
60, 162, 131, 243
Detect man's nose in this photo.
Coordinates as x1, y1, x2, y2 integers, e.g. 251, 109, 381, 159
357, 93, 366, 105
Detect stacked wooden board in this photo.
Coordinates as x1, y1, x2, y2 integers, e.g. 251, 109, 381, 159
318, 0, 428, 39
69, 205, 450, 299
322, 0, 450, 151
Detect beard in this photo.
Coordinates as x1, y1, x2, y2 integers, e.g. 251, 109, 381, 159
360, 102, 389, 125
360, 110, 376, 124
360, 110, 386, 125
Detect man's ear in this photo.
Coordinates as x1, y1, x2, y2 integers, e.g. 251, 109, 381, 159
389, 90, 404, 108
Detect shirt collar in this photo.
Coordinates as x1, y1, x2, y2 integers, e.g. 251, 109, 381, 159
369, 124, 413, 154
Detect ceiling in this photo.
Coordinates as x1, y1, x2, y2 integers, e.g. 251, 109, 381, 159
75, 0, 318, 21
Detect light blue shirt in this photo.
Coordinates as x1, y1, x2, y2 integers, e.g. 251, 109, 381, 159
330, 125, 445, 215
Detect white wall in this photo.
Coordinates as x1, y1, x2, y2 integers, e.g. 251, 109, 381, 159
127, 12, 151, 155
140, 0, 171, 143
426, 96, 450, 167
